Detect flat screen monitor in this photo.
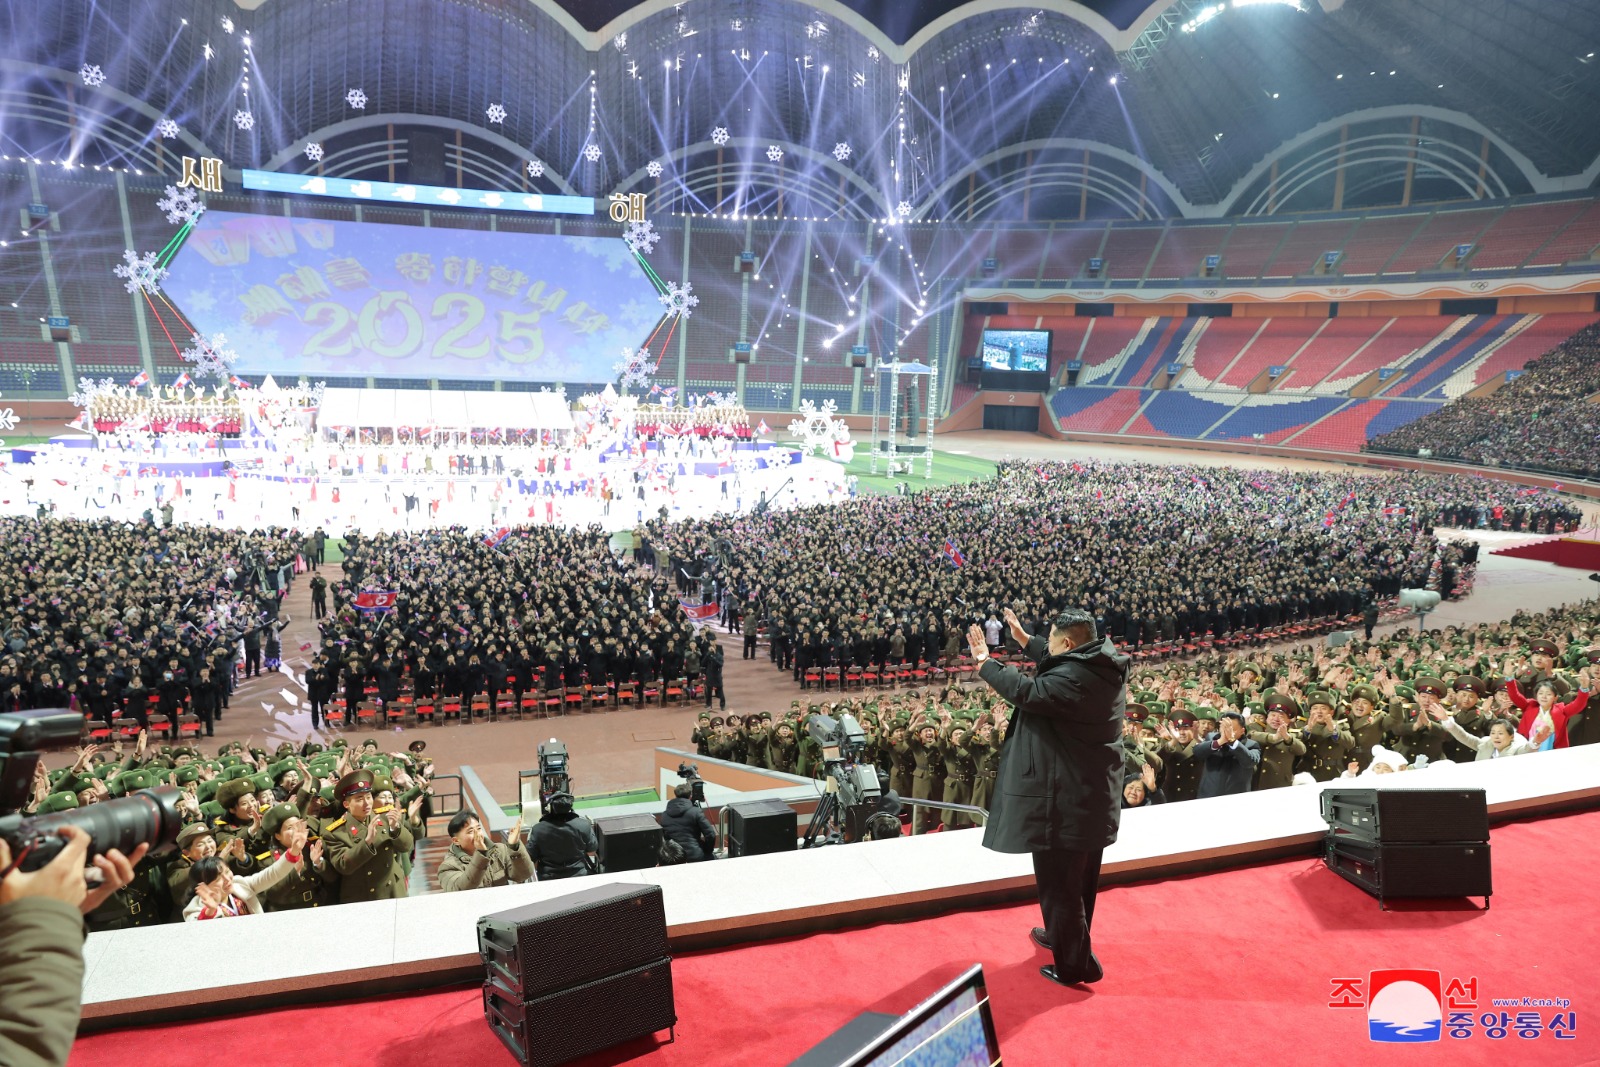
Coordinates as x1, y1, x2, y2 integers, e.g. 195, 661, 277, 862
978, 329, 1050, 392
840, 964, 1002, 1067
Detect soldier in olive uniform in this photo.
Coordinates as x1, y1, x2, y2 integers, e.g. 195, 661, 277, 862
968, 716, 1003, 825
1299, 691, 1355, 781
1250, 692, 1306, 790
1342, 684, 1395, 766
166, 823, 216, 915
769, 720, 802, 774
905, 717, 941, 834
1390, 679, 1452, 764
322, 770, 416, 903
258, 802, 340, 911
887, 721, 916, 801
210, 777, 268, 876
1158, 709, 1205, 802
1443, 676, 1491, 762
938, 720, 977, 830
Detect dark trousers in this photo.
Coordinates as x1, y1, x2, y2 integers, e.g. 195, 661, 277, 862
743, 635, 757, 659
703, 678, 724, 708
1033, 847, 1103, 979
312, 593, 326, 619
244, 647, 261, 676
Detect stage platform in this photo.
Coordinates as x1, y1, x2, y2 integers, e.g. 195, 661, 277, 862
1491, 535, 1600, 571
77, 744, 1600, 1030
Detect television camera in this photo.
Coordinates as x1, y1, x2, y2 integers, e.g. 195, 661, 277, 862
536, 739, 571, 808
801, 710, 901, 847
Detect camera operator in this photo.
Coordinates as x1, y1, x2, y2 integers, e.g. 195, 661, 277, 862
525, 792, 598, 879
659, 783, 716, 861
0, 826, 147, 1067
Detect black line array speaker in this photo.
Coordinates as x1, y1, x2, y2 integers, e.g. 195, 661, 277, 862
409, 131, 446, 186
478, 883, 675, 1065
593, 813, 664, 873
726, 798, 796, 857
1321, 788, 1490, 908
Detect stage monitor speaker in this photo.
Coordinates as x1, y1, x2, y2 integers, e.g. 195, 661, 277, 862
409, 131, 447, 186
727, 798, 796, 857
594, 813, 664, 873
1324, 839, 1491, 907
477, 882, 668, 1000
1321, 788, 1488, 846
484, 957, 676, 1067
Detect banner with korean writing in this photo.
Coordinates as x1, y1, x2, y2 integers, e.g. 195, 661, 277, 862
163, 210, 662, 383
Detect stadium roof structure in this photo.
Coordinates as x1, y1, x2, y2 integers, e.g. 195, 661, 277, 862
3, 0, 1599, 219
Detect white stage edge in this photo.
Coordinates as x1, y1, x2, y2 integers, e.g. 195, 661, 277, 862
79, 744, 1600, 1028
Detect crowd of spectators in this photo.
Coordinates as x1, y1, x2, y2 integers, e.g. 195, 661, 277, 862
1366, 321, 1600, 477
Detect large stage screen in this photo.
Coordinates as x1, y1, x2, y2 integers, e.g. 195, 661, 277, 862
163, 211, 663, 383
978, 328, 1051, 392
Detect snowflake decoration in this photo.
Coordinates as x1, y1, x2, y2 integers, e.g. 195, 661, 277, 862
624, 219, 660, 256
866, 45, 881, 62
833, 142, 852, 161
346, 88, 367, 109
806, 20, 828, 39
0, 391, 16, 445
614, 347, 652, 389
766, 144, 784, 163
658, 280, 699, 318
896, 200, 913, 218
787, 398, 850, 456
583, 142, 602, 163
156, 184, 206, 226
710, 126, 730, 146
79, 64, 106, 88
156, 118, 180, 139
485, 103, 507, 124
646, 160, 663, 178
304, 142, 324, 162
233, 109, 254, 130
220, 16, 234, 34
898, 68, 911, 92
113, 250, 167, 295
69, 377, 117, 408
613, 32, 628, 50
203, 43, 215, 62
733, 452, 761, 475
181, 332, 239, 381
526, 159, 544, 178
702, 390, 736, 407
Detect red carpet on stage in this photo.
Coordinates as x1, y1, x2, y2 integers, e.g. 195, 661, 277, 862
71, 810, 1599, 1067
1490, 536, 1600, 571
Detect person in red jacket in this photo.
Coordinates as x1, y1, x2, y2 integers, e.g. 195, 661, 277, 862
1504, 667, 1590, 750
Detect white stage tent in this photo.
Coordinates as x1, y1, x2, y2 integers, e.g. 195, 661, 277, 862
317, 388, 573, 434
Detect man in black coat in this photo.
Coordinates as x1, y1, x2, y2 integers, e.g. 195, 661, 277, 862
658, 783, 716, 861
969, 607, 1127, 989
1196, 711, 1259, 797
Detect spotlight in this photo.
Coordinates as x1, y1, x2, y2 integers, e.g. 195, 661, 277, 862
1108, 76, 1118, 86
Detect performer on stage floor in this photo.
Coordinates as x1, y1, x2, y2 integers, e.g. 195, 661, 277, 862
966, 606, 1127, 988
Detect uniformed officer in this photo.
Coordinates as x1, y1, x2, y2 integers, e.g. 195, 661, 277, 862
1299, 690, 1354, 781
322, 770, 415, 902
1158, 708, 1204, 802
1443, 676, 1491, 761
1342, 683, 1394, 766
1250, 692, 1306, 790
258, 802, 339, 911
166, 823, 216, 914
1391, 678, 1452, 764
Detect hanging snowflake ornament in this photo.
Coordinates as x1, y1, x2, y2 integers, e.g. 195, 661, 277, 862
220, 16, 235, 33
233, 109, 254, 130
156, 184, 206, 226
304, 142, 324, 162
345, 87, 367, 109
866, 45, 881, 62
658, 280, 699, 318
583, 142, 602, 163
614, 347, 652, 389
526, 159, 544, 178
710, 126, 730, 146
624, 219, 660, 256
181, 332, 239, 381
79, 64, 106, 88
645, 160, 663, 178
113, 250, 167, 295
766, 144, 784, 163
485, 103, 507, 124
896, 200, 913, 218
156, 118, 180, 139
787, 398, 849, 456
0, 391, 17, 445
613, 32, 628, 51
833, 142, 853, 162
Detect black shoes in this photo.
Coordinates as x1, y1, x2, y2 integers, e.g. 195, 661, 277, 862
1038, 954, 1104, 988
1030, 927, 1051, 951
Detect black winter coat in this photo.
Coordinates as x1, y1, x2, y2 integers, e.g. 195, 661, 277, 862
977, 633, 1128, 853
659, 797, 715, 861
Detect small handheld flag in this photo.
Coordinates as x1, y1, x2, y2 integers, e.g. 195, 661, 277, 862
942, 540, 966, 568
127, 370, 150, 388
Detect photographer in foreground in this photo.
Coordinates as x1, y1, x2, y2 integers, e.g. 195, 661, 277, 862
0, 826, 147, 1067
967, 607, 1127, 990
659, 783, 717, 862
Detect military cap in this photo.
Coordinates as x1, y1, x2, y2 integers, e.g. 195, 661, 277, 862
1124, 703, 1149, 721
173, 764, 202, 786
1414, 676, 1449, 699
1147, 701, 1170, 719
274, 742, 296, 759
260, 802, 301, 840
221, 764, 254, 781
1236, 662, 1262, 677
248, 747, 268, 762
1585, 647, 1600, 666
1452, 675, 1487, 697
197, 778, 220, 803
199, 800, 226, 822
249, 771, 273, 793
214, 778, 256, 811
1350, 684, 1382, 706
1304, 689, 1338, 711
318, 786, 337, 806
176, 823, 214, 849
1530, 638, 1561, 659
36, 791, 79, 814
119, 769, 157, 793
1264, 691, 1300, 717
336, 769, 374, 800
371, 773, 396, 797
1191, 705, 1217, 721
300, 742, 327, 757
1169, 708, 1197, 726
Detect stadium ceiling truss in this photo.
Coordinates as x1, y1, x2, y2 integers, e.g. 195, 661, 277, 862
3, 0, 1599, 218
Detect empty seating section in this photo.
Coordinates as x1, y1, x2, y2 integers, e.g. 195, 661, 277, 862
1321, 317, 1438, 390
741, 360, 793, 411
1465, 313, 1600, 390
1469, 201, 1589, 269
1361, 398, 1444, 441
1391, 315, 1518, 398
1188, 318, 1262, 386
1040, 223, 1106, 279
684, 358, 738, 387
1038, 317, 1093, 378
1219, 221, 1292, 280
1335, 213, 1427, 275
684, 226, 743, 365
1261, 219, 1358, 278
1112, 317, 1182, 387
1217, 318, 1321, 389
950, 382, 979, 411
1380, 208, 1500, 274
1278, 318, 1389, 393
926, 226, 994, 282
1526, 199, 1600, 266
0, 342, 64, 393
1051, 387, 1144, 433
1144, 225, 1230, 280
1206, 396, 1345, 443
989, 227, 1049, 282
1126, 391, 1237, 438
1281, 400, 1376, 452
1099, 226, 1165, 280
1075, 317, 1143, 372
